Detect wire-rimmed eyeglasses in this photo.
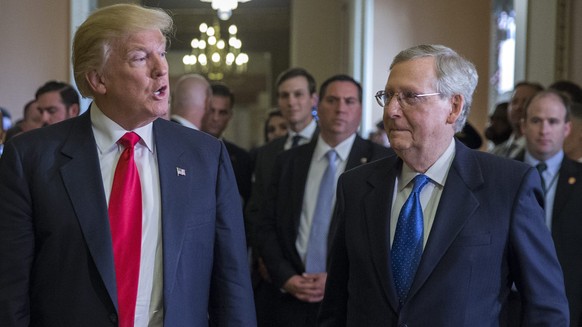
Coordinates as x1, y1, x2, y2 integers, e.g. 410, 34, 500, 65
375, 90, 441, 108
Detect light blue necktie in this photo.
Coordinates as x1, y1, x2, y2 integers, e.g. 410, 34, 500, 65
391, 174, 429, 304
305, 149, 338, 273
536, 161, 547, 194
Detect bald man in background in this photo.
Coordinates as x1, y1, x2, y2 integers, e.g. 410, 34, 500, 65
170, 74, 211, 130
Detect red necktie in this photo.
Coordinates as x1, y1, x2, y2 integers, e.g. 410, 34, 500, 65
108, 132, 142, 327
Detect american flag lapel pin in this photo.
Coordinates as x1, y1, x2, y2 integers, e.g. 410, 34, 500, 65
176, 167, 186, 176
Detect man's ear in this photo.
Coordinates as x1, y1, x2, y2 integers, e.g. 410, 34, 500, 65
447, 94, 464, 124
311, 93, 319, 108
69, 104, 80, 117
86, 70, 107, 95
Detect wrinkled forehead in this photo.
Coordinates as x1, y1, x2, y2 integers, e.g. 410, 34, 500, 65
386, 57, 437, 90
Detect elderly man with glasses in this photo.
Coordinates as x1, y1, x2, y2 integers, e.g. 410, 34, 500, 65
317, 44, 569, 327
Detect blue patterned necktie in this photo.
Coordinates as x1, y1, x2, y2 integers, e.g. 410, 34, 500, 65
305, 149, 338, 273
391, 174, 430, 304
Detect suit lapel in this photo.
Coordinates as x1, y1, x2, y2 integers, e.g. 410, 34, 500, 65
552, 158, 579, 225
408, 142, 482, 300
289, 143, 316, 238
345, 136, 371, 170
363, 156, 401, 312
153, 120, 190, 297
59, 112, 118, 308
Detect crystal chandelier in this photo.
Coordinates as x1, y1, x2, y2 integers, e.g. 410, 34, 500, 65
200, 0, 252, 21
182, 21, 249, 80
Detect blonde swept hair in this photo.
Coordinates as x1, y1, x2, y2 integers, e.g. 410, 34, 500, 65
72, 4, 173, 98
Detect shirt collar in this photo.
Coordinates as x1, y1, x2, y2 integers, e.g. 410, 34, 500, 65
313, 133, 357, 163
91, 103, 154, 154
399, 138, 456, 190
289, 118, 317, 140
170, 114, 198, 130
524, 150, 563, 176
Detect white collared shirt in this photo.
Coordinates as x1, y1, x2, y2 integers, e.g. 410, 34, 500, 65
284, 119, 317, 150
170, 114, 199, 130
296, 133, 357, 264
524, 150, 563, 230
91, 105, 161, 326
390, 139, 456, 249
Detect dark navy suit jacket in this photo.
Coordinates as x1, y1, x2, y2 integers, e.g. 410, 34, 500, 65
318, 141, 569, 326
0, 111, 256, 326
515, 151, 582, 326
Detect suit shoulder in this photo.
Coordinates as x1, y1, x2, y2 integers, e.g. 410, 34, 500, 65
256, 137, 285, 155
154, 118, 224, 153
368, 141, 394, 159
223, 139, 250, 156
470, 148, 532, 173
343, 156, 393, 180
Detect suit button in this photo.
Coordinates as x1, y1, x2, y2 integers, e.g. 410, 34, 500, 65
109, 313, 118, 324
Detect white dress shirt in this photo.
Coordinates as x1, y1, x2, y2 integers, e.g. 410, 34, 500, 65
284, 119, 317, 150
91, 105, 162, 326
170, 114, 199, 130
296, 134, 356, 263
390, 139, 456, 249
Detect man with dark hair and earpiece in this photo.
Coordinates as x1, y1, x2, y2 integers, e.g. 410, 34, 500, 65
258, 74, 391, 326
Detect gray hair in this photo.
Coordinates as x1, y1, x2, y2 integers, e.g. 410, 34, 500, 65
390, 44, 478, 132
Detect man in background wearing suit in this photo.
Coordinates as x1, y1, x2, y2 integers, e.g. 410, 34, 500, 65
318, 44, 568, 326
247, 68, 319, 325
202, 83, 253, 206
259, 74, 392, 326
518, 90, 582, 326
0, 4, 256, 326
170, 73, 211, 130
35, 80, 81, 126
247, 68, 319, 233
490, 81, 543, 158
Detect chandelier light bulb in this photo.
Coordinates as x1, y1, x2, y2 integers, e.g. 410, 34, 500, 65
217, 9, 232, 21
235, 53, 249, 65
226, 52, 235, 64
198, 53, 208, 65
188, 9, 250, 79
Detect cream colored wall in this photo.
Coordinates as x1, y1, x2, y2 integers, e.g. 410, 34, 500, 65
370, 0, 491, 141
0, 0, 70, 120
527, 0, 582, 87
527, 0, 558, 85
570, 0, 582, 86
290, 0, 351, 86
